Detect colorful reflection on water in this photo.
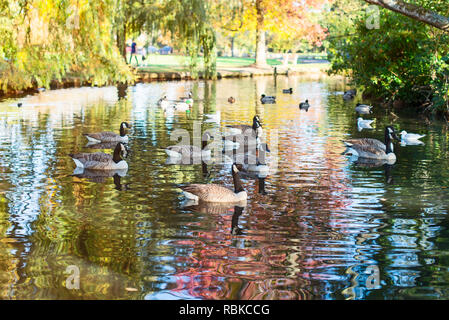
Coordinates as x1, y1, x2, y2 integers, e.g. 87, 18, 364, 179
0, 75, 449, 299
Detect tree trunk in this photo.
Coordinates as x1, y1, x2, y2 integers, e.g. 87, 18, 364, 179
364, 0, 449, 31
231, 36, 235, 57
116, 24, 127, 62
254, 0, 268, 68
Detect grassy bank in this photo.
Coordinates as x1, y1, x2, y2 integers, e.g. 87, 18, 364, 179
132, 54, 329, 73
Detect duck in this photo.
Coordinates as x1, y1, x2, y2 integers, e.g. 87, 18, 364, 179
179, 164, 247, 203
299, 100, 310, 112
343, 89, 356, 100
84, 122, 131, 143
342, 126, 400, 161
180, 91, 193, 105
357, 117, 375, 131
69, 142, 128, 170
157, 95, 171, 109
173, 102, 191, 111
225, 115, 263, 138
400, 130, 425, 143
282, 88, 293, 94
355, 103, 373, 114
228, 97, 235, 103
165, 132, 212, 160
260, 94, 276, 104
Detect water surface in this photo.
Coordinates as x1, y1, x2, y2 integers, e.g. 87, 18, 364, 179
0, 75, 449, 300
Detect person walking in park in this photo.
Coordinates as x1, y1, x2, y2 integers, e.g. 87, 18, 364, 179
129, 40, 138, 66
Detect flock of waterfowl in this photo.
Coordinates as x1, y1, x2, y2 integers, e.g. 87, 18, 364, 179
68, 86, 426, 206
341, 88, 425, 162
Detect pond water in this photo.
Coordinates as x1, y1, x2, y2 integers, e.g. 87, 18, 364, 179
0, 75, 449, 300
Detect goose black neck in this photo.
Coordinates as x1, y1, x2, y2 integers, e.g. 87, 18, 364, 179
201, 161, 208, 177
202, 138, 208, 150
252, 118, 260, 131
384, 129, 393, 154
232, 168, 245, 193
113, 144, 123, 163
120, 122, 127, 137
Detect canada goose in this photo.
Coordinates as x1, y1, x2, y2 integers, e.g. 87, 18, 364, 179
228, 97, 235, 103
400, 131, 425, 143
343, 89, 356, 100
355, 103, 373, 114
225, 115, 263, 138
357, 117, 375, 131
282, 88, 293, 94
69, 142, 128, 170
84, 122, 131, 143
260, 94, 276, 104
342, 126, 400, 161
299, 100, 310, 112
180, 163, 247, 203
165, 132, 211, 160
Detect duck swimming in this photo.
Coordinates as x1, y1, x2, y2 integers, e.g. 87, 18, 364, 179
260, 94, 276, 104
299, 100, 310, 112
355, 103, 373, 114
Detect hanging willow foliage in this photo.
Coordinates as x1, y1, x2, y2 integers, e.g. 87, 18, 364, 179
163, 0, 217, 79
0, 0, 134, 92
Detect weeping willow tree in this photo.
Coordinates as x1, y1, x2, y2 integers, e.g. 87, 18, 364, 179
113, 0, 160, 62
0, 0, 133, 93
163, 0, 217, 79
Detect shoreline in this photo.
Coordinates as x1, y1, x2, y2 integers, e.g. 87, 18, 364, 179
0, 63, 330, 100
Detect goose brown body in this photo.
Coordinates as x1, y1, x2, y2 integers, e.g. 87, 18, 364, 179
343, 126, 400, 161
180, 164, 247, 203
180, 184, 243, 202
69, 143, 128, 170
84, 122, 131, 143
